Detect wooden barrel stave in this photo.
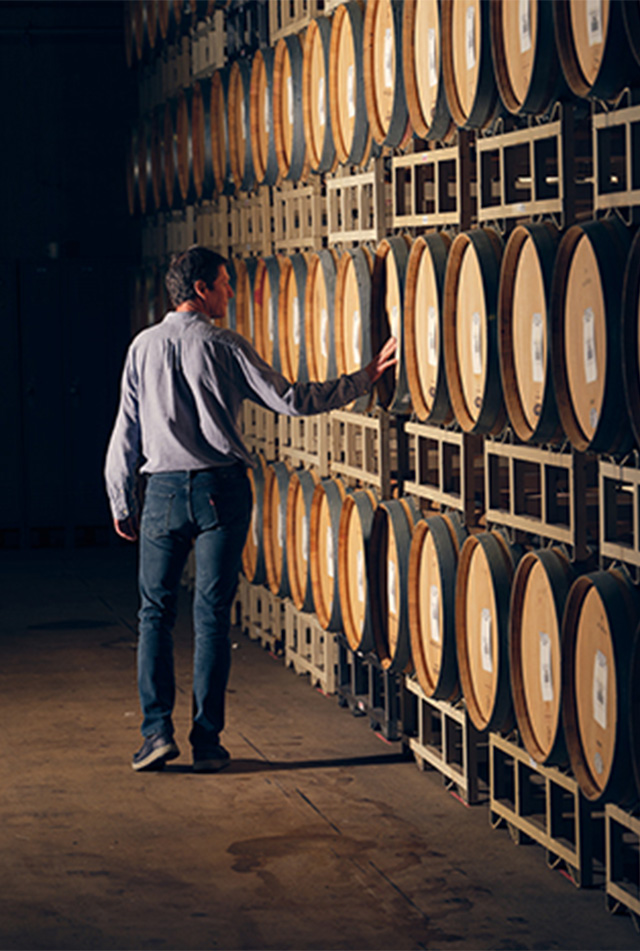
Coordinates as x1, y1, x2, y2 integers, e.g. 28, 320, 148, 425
305, 249, 339, 382
441, 0, 501, 130
363, 0, 409, 148
338, 489, 378, 653
250, 47, 279, 187
264, 461, 293, 599
302, 15, 337, 174
402, 0, 453, 141
329, 0, 371, 166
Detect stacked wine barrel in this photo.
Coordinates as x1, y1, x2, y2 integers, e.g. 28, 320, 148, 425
125, 0, 640, 818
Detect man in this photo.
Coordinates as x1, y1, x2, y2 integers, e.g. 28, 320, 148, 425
105, 246, 397, 774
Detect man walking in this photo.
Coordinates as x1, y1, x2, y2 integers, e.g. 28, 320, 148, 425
105, 246, 396, 773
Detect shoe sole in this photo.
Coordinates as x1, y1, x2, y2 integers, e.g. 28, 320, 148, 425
132, 742, 180, 771
192, 758, 230, 773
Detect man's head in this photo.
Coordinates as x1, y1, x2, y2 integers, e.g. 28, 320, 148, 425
165, 246, 233, 320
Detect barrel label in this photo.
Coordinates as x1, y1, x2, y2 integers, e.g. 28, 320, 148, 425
278, 503, 284, 550
384, 27, 393, 89
390, 304, 400, 342
430, 585, 441, 644
252, 508, 258, 547
466, 5, 476, 71
531, 312, 544, 383
268, 296, 274, 342
519, 0, 532, 54
471, 311, 483, 376
388, 559, 397, 616
302, 515, 308, 562
594, 751, 604, 775
586, 0, 603, 47
264, 90, 270, 134
428, 29, 437, 88
287, 75, 294, 127
590, 406, 598, 430
593, 649, 608, 730
427, 306, 438, 367
241, 97, 246, 137
321, 307, 329, 358
347, 64, 355, 119
318, 76, 326, 128
480, 608, 493, 673
539, 632, 553, 703
583, 307, 598, 384
327, 525, 334, 578
357, 548, 365, 602
293, 296, 300, 346
353, 309, 361, 365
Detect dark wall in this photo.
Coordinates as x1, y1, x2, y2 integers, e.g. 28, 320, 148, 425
0, 1, 141, 547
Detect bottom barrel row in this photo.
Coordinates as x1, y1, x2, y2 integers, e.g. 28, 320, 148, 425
242, 452, 640, 811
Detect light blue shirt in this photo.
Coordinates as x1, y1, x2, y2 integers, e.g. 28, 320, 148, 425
104, 311, 371, 520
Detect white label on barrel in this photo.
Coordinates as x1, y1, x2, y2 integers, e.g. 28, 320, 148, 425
519, 0, 532, 53
264, 90, 270, 134
318, 76, 326, 127
590, 406, 598, 430
356, 548, 365, 603
390, 304, 400, 341
428, 28, 437, 88
287, 75, 294, 126
587, 0, 603, 46
327, 525, 334, 578
252, 508, 258, 546
321, 307, 329, 358
594, 751, 604, 775
480, 608, 493, 673
388, 559, 397, 616
302, 515, 308, 561
593, 649, 608, 730
430, 585, 440, 644
471, 312, 483, 376
466, 6, 476, 71
352, 309, 361, 365
278, 503, 284, 550
293, 296, 300, 346
583, 307, 597, 384
427, 306, 438, 367
268, 296, 274, 342
384, 27, 393, 88
241, 96, 246, 133
347, 64, 355, 118
531, 312, 544, 384
539, 632, 553, 703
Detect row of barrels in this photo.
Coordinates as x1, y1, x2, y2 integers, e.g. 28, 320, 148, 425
244, 455, 640, 808
124, 0, 220, 67
127, 0, 640, 214
222, 221, 640, 454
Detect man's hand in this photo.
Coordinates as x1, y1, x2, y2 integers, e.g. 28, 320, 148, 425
114, 516, 138, 542
365, 336, 398, 385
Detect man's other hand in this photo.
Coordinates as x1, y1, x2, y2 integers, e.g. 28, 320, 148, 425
114, 516, 138, 542
365, 336, 398, 385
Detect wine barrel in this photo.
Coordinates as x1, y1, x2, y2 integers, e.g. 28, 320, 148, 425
456, 530, 521, 733
498, 222, 562, 444
242, 453, 269, 586
176, 86, 196, 204
137, 116, 153, 216
279, 253, 309, 384
622, 230, 640, 448
228, 59, 255, 193
553, 0, 640, 101
310, 477, 347, 631
254, 255, 283, 371
274, 33, 307, 182
191, 77, 215, 201
402, 0, 453, 141
250, 47, 279, 187
338, 488, 378, 653
211, 68, 235, 196
335, 246, 375, 413
150, 107, 165, 211
443, 227, 506, 435
234, 256, 258, 344
404, 233, 452, 424
551, 218, 634, 454
286, 468, 320, 612
329, 0, 372, 166
370, 497, 420, 673
509, 548, 576, 766
304, 249, 339, 382
409, 512, 468, 701
264, 460, 294, 599
490, 0, 568, 116
562, 567, 640, 805
372, 235, 412, 414
363, 0, 409, 148
302, 15, 336, 174
163, 99, 181, 209
441, 0, 501, 130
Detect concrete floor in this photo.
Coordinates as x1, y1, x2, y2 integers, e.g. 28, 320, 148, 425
1, 548, 638, 951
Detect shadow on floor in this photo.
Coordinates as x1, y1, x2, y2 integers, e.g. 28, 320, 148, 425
161, 752, 409, 775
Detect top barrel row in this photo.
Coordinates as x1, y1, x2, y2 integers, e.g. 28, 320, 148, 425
126, 0, 640, 138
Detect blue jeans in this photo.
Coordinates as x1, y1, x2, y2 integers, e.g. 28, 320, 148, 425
137, 465, 252, 752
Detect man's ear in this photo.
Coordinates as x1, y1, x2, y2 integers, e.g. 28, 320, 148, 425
193, 279, 208, 299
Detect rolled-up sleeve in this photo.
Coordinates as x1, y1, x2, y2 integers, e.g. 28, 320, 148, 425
104, 349, 142, 521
